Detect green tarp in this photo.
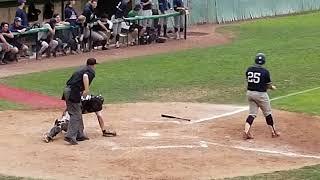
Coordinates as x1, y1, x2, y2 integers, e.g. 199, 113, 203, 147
12, 25, 72, 36
186, 0, 320, 24
124, 12, 180, 21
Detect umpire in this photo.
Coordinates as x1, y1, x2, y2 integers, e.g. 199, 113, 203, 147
62, 58, 98, 145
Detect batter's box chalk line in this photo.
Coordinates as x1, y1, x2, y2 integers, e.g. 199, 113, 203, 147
111, 141, 208, 151
110, 140, 320, 159
132, 118, 182, 124
191, 86, 320, 124
200, 141, 320, 159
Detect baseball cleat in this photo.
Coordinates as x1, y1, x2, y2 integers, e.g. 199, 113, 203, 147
42, 133, 52, 143
76, 136, 90, 141
272, 131, 280, 138
64, 137, 78, 145
243, 131, 254, 140
102, 129, 117, 137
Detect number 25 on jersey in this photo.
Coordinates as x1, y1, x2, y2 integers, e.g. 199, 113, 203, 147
247, 72, 261, 83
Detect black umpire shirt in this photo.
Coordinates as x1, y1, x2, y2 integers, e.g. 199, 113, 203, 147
66, 66, 96, 103
246, 65, 271, 92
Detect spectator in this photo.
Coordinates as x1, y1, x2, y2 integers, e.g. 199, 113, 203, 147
53, 13, 77, 55
27, 1, 41, 23
127, 4, 143, 45
83, 0, 110, 50
0, 22, 19, 61
75, 15, 89, 51
158, 0, 170, 37
10, 17, 27, 33
141, 0, 152, 31
82, 0, 98, 24
38, 18, 59, 58
9, 17, 29, 57
92, 13, 112, 50
64, 0, 78, 25
43, 0, 54, 22
113, 0, 131, 48
53, 13, 70, 26
0, 34, 9, 65
15, 0, 28, 27
173, 0, 187, 40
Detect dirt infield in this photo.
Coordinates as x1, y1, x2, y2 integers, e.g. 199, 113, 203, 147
0, 24, 231, 78
0, 102, 319, 180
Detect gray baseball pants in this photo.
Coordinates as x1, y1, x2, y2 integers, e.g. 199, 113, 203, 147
63, 87, 86, 141
247, 90, 272, 117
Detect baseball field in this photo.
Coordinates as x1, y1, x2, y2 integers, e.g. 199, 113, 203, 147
0, 11, 319, 179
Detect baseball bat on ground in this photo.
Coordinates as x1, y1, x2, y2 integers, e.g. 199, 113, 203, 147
161, 114, 191, 121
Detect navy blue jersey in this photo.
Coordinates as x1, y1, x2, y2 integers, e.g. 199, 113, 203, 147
115, 1, 129, 18
159, 0, 171, 12
82, 3, 95, 23
15, 8, 28, 27
173, 0, 184, 11
246, 65, 271, 92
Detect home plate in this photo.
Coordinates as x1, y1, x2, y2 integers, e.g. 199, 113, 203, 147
142, 132, 160, 138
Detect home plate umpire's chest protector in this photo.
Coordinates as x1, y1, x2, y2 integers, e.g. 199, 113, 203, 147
81, 95, 104, 114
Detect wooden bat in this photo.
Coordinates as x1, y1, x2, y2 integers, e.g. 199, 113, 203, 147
161, 114, 191, 121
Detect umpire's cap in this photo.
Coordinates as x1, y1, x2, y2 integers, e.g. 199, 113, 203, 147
255, 53, 266, 65
87, 58, 98, 65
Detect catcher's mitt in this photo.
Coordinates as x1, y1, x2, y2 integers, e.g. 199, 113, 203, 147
81, 94, 104, 114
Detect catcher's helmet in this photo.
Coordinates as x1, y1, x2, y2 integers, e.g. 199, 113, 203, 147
255, 53, 266, 65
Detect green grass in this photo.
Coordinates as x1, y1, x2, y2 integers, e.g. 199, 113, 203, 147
224, 164, 320, 180
1, 12, 320, 112
0, 100, 26, 111
272, 88, 320, 115
0, 174, 39, 180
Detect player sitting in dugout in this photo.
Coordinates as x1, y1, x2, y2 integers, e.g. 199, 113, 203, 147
83, 0, 111, 50
53, 13, 79, 55
91, 13, 113, 50
0, 34, 13, 65
37, 18, 59, 58
9, 17, 29, 58
0, 22, 19, 62
127, 4, 144, 46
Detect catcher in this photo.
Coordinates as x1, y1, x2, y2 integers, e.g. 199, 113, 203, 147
43, 94, 116, 143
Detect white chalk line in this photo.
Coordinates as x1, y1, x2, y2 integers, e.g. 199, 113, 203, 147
111, 142, 207, 151
270, 87, 320, 101
110, 140, 320, 159
133, 119, 182, 124
192, 86, 320, 124
190, 107, 249, 124
201, 140, 320, 159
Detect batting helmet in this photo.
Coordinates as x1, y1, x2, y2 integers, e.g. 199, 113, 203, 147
255, 53, 266, 65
